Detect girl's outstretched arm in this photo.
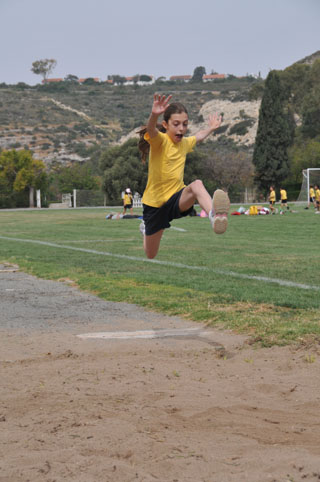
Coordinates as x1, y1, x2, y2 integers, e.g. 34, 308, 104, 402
147, 94, 172, 138
195, 113, 222, 143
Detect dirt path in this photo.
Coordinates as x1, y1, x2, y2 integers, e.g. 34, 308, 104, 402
1, 264, 320, 481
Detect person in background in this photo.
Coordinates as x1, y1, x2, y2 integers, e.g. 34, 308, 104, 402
306, 185, 316, 210
123, 188, 133, 215
280, 186, 289, 213
314, 184, 320, 213
269, 186, 276, 214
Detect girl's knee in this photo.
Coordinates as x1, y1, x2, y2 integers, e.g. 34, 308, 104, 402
143, 232, 163, 259
144, 244, 159, 259
145, 250, 157, 259
189, 179, 204, 193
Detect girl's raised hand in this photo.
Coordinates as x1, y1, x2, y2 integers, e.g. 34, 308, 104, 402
152, 94, 172, 116
208, 112, 222, 131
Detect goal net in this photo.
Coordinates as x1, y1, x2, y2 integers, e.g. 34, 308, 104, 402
295, 168, 320, 205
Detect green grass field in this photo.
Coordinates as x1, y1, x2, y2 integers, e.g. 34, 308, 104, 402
0, 205, 319, 346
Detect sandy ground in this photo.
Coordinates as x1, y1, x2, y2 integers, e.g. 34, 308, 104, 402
1, 264, 320, 482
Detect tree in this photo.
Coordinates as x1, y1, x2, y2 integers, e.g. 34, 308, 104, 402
289, 138, 320, 182
301, 87, 320, 139
155, 76, 166, 84
281, 63, 310, 109
99, 138, 148, 203
192, 66, 206, 83
139, 75, 152, 82
31, 59, 57, 82
253, 71, 294, 193
109, 75, 126, 85
0, 149, 47, 207
204, 150, 254, 192
82, 77, 98, 85
64, 74, 79, 83
54, 164, 100, 193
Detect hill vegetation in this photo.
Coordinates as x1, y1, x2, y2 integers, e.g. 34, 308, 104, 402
0, 76, 260, 163
1, 52, 320, 207
0, 75, 261, 205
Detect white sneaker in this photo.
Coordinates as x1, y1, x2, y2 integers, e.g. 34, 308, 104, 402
209, 189, 230, 234
139, 220, 145, 235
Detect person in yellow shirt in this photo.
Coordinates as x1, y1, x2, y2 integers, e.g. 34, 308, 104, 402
269, 186, 276, 214
307, 185, 316, 209
315, 184, 320, 213
280, 186, 289, 212
138, 94, 230, 259
122, 188, 133, 215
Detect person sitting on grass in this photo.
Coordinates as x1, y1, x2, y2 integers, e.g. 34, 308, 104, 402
137, 94, 230, 259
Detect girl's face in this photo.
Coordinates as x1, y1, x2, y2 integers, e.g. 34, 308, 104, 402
162, 112, 189, 143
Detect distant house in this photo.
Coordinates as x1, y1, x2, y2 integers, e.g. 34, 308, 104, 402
42, 78, 64, 84
202, 74, 226, 82
169, 75, 192, 82
137, 75, 155, 86
43, 77, 101, 84
122, 75, 155, 86
124, 76, 134, 85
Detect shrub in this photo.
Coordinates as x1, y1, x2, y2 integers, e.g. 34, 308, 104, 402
229, 119, 254, 136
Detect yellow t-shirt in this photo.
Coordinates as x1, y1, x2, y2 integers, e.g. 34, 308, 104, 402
142, 131, 196, 207
310, 187, 315, 198
315, 189, 320, 202
124, 193, 132, 205
280, 189, 287, 200
269, 190, 276, 202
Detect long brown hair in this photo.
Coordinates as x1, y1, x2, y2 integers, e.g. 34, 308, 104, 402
137, 124, 165, 164
137, 102, 188, 163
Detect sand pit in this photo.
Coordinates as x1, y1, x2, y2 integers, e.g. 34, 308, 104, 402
1, 265, 320, 481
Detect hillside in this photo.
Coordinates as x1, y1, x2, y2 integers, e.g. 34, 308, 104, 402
0, 78, 261, 166
295, 50, 320, 66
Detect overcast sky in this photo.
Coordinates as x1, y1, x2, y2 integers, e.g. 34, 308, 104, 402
0, 0, 319, 85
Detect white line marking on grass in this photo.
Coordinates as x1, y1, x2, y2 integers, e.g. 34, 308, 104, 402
77, 328, 207, 340
171, 226, 187, 232
0, 235, 319, 292
60, 239, 136, 243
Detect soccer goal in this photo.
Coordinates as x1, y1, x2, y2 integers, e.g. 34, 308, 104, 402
296, 168, 320, 204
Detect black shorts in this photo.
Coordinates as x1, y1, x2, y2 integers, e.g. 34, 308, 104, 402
310, 197, 315, 203
143, 188, 193, 236
269, 201, 275, 206
281, 199, 287, 204
124, 203, 133, 210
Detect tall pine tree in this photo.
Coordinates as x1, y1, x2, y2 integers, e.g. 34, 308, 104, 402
253, 70, 294, 193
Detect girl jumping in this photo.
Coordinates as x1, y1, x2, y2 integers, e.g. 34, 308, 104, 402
138, 94, 230, 259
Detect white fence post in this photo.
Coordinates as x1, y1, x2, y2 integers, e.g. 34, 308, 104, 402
73, 189, 77, 208
36, 189, 41, 208
133, 193, 142, 208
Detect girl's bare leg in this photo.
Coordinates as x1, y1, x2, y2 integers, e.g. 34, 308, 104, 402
143, 229, 164, 259
179, 180, 212, 213
179, 180, 229, 235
